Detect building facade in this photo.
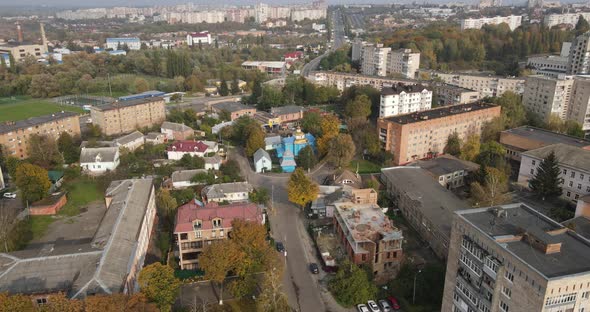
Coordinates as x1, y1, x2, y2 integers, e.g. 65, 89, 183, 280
0, 111, 81, 159
377, 102, 501, 165
460, 15, 522, 31
568, 32, 590, 75
105, 37, 141, 50
544, 12, 590, 28
414, 154, 479, 190
568, 75, 590, 134
431, 72, 525, 98
80, 147, 120, 175
310, 71, 414, 92
201, 182, 254, 203
161, 121, 194, 140
0, 43, 47, 62
523, 75, 575, 121
431, 83, 480, 106
379, 84, 432, 118
361, 44, 390, 77
90, 98, 166, 136
387, 48, 420, 79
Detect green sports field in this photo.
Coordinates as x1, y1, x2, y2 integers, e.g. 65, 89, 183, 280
0, 97, 85, 122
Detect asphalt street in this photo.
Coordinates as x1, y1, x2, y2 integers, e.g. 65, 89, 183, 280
301, 10, 346, 78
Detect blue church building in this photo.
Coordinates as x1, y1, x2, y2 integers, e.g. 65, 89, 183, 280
265, 127, 316, 173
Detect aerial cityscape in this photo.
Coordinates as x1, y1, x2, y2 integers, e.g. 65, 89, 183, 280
1, 0, 590, 311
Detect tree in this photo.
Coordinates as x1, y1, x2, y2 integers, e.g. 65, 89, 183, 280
230, 78, 241, 95
344, 94, 372, 119
27, 134, 63, 169
257, 265, 291, 312
329, 260, 377, 307
134, 78, 149, 93
15, 163, 51, 203
300, 111, 322, 137
199, 241, 244, 304
443, 132, 461, 156
156, 188, 178, 230
0, 293, 36, 312
42, 293, 84, 312
257, 85, 283, 111
297, 145, 317, 171
326, 134, 356, 168
5, 156, 21, 178
218, 80, 229, 96
245, 125, 265, 157
460, 134, 481, 162
249, 187, 270, 205
317, 114, 341, 155
576, 15, 590, 35
138, 262, 180, 312
57, 132, 80, 164
471, 167, 511, 207
287, 168, 319, 208
476, 141, 507, 169
529, 151, 563, 200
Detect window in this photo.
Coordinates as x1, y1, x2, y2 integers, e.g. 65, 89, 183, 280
195, 230, 202, 238
546, 293, 577, 306
572, 172, 576, 178
564, 169, 568, 175
570, 181, 574, 187
193, 220, 202, 230
530, 169, 534, 175
460, 252, 482, 276
582, 291, 589, 299
579, 184, 582, 190
581, 174, 585, 180
180, 233, 188, 240
568, 191, 572, 197
505, 271, 514, 283
499, 301, 509, 312
36, 298, 47, 305
502, 286, 512, 298
212, 218, 222, 228
532, 160, 536, 166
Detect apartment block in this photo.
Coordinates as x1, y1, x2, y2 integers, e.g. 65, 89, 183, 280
351, 39, 364, 62
568, 32, 590, 75
442, 203, 590, 312
333, 200, 403, 282
518, 143, 590, 202
379, 83, 432, 118
568, 75, 590, 134
105, 37, 141, 50
544, 12, 590, 28
431, 72, 525, 97
0, 43, 47, 62
361, 44, 390, 77
526, 55, 568, 78
523, 75, 574, 121
431, 83, 480, 106
381, 167, 471, 259
90, 97, 166, 136
310, 71, 415, 92
0, 111, 81, 159
174, 201, 264, 270
377, 102, 501, 165
387, 48, 420, 79
460, 15, 522, 31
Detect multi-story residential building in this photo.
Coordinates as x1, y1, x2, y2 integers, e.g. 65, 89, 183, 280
414, 154, 479, 190
568, 76, 590, 135
523, 75, 574, 121
460, 15, 522, 31
431, 83, 480, 106
441, 203, 590, 312
499, 125, 590, 162
90, 98, 166, 136
381, 167, 471, 259
518, 143, 590, 202
211, 101, 257, 121
387, 48, 420, 79
430, 72, 525, 97
161, 121, 194, 141
201, 182, 254, 203
0, 179, 156, 300
174, 201, 264, 270
568, 32, 590, 75
333, 200, 403, 282
526, 55, 569, 77
351, 39, 365, 62
105, 37, 141, 50
291, 8, 326, 21
0, 111, 81, 159
377, 102, 501, 165
310, 71, 414, 92
379, 83, 432, 118
361, 44, 391, 77
186, 31, 212, 46
544, 12, 590, 28
241, 61, 286, 75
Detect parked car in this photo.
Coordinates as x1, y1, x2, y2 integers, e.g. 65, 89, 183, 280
367, 300, 381, 312
378, 299, 392, 312
356, 304, 370, 312
387, 296, 401, 310
275, 242, 285, 252
3, 192, 16, 199
309, 263, 319, 274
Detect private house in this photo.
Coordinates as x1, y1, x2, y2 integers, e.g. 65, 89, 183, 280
80, 147, 120, 175
201, 182, 254, 203
113, 131, 145, 151
174, 201, 264, 270
327, 169, 362, 189
204, 155, 222, 170
270, 105, 305, 125
170, 169, 208, 189
145, 132, 166, 145
254, 148, 272, 173
167, 140, 217, 160
264, 135, 282, 150
161, 121, 194, 141
211, 101, 256, 121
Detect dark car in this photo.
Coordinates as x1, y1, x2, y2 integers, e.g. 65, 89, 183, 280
309, 263, 319, 274
387, 296, 400, 311
276, 242, 285, 252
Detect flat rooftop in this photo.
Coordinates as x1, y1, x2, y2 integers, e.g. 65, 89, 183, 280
92, 97, 163, 111
0, 111, 79, 135
212, 101, 254, 113
382, 83, 430, 95
522, 143, 590, 171
381, 102, 497, 125
415, 154, 479, 177
501, 126, 590, 148
459, 203, 590, 279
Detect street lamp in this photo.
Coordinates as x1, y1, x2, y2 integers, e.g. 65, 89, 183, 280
413, 269, 422, 305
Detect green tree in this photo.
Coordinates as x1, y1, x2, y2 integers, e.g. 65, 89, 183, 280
218, 80, 229, 96
471, 167, 511, 207
297, 145, 317, 171
329, 260, 377, 307
199, 241, 244, 304
134, 78, 149, 93
249, 187, 270, 205
287, 168, 319, 208
300, 111, 323, 137
27, 134, 63, 169
57, 132, 80, 164
326, 134, 356, 168
576, 15, 590, 35
460, 134, 481, 162
245, 126, 265, 157
156, 188, 178, 230
476, 141, 507, 169
231, 78, 241, 95
529, 151, 563, 200
138, 262, 180, 312
15, 163, 51, 203
443, 132, 461, 156
5, 156, 21, 178
258, 85, 283, 111
344, 94, 372, 119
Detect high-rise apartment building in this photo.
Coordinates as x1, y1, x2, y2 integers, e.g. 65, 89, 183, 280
522, 75, 575, 121
359, 44, 420, 78
387, 48, 420, 79
568, 76, 590, 134
90, 98, 166, 136
568, 32, 590, 75
431, 72, 525, 97
460, 15, 522, 31
442, 203, 590, 312
351, 39, 364, 62
361, 44, 390, 77
544, 13, 590, 29
379, 83, 432, 118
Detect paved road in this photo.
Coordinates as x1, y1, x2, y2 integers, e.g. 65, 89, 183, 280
230, 149, 352, 312
166, 95, 244, 112
301, 10, 346, 78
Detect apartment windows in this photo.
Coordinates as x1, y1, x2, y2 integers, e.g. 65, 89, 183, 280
499, 301, 509, 312
195, 230, 202, 238
36, 298, 48, 305
212, 218, 222, 228
532, 160, 536, 166
484, 256, 499, 273
460, 253, 482, 276
502, 286, 512, 298
193, 220, 202, 230
582, 291, 590, 299
545, 293, 577, 306
461, 237, 484, 260
572, 171, 576, 178
504, 271, 514, 283
564, 169, 568, 175
180, 233, 188, 240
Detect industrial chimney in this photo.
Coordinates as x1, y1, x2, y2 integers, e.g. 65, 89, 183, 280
40, 22, 48, 52
15, 22, 23, 43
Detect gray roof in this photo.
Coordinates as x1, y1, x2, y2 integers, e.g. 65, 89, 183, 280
204, 155, 222, 164
381, 167, 471, 241
415, 155, 479, 177
459, 203, 590, 279
381, 83, 431, 95
0, 179, 155, 297
265, 136, 282, 146
254, 148, 271, 163
522, 143, 590, 171
270, 105, 304, 116
145, 132, 164, 140
212, 101, 254, 113
502, 126, 590, 148
161, 121, 193, 132
80, 147, 119, 163
202, 182, 254, 200
92, 97, 163, 112
114, 131, 144, 146
0, 111, 79, 135
171, 169, 208, 183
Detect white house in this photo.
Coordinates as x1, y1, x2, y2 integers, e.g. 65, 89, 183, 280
201, 182, 254, 203
204, 155, 222, 170
254, 148, 272, 173
113, 131, 144, 151
80, 147, 120, 175
170, 169, 208, 189
145, 132, 166, 145
264, 136, 282, 150
105, 37, 141, 50
166, 140, 218, 160
186, 32, 212, 46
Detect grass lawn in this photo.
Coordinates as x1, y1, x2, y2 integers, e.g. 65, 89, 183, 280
28, 216, 56, 241
59, 179, 102, 217
348, 159, 382, 174
0, 97, 85, 122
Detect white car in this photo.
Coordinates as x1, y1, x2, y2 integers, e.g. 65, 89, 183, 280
367, 300, 382, 312
3, 192, 16, 199
378, 299, 392, 312
357, 304, 370, 312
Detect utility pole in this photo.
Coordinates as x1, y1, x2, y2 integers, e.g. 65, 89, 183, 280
413, 269, 422, 304
107, 72, 113, 97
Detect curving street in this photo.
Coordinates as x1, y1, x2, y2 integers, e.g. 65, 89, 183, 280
301, 9, 346, 78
